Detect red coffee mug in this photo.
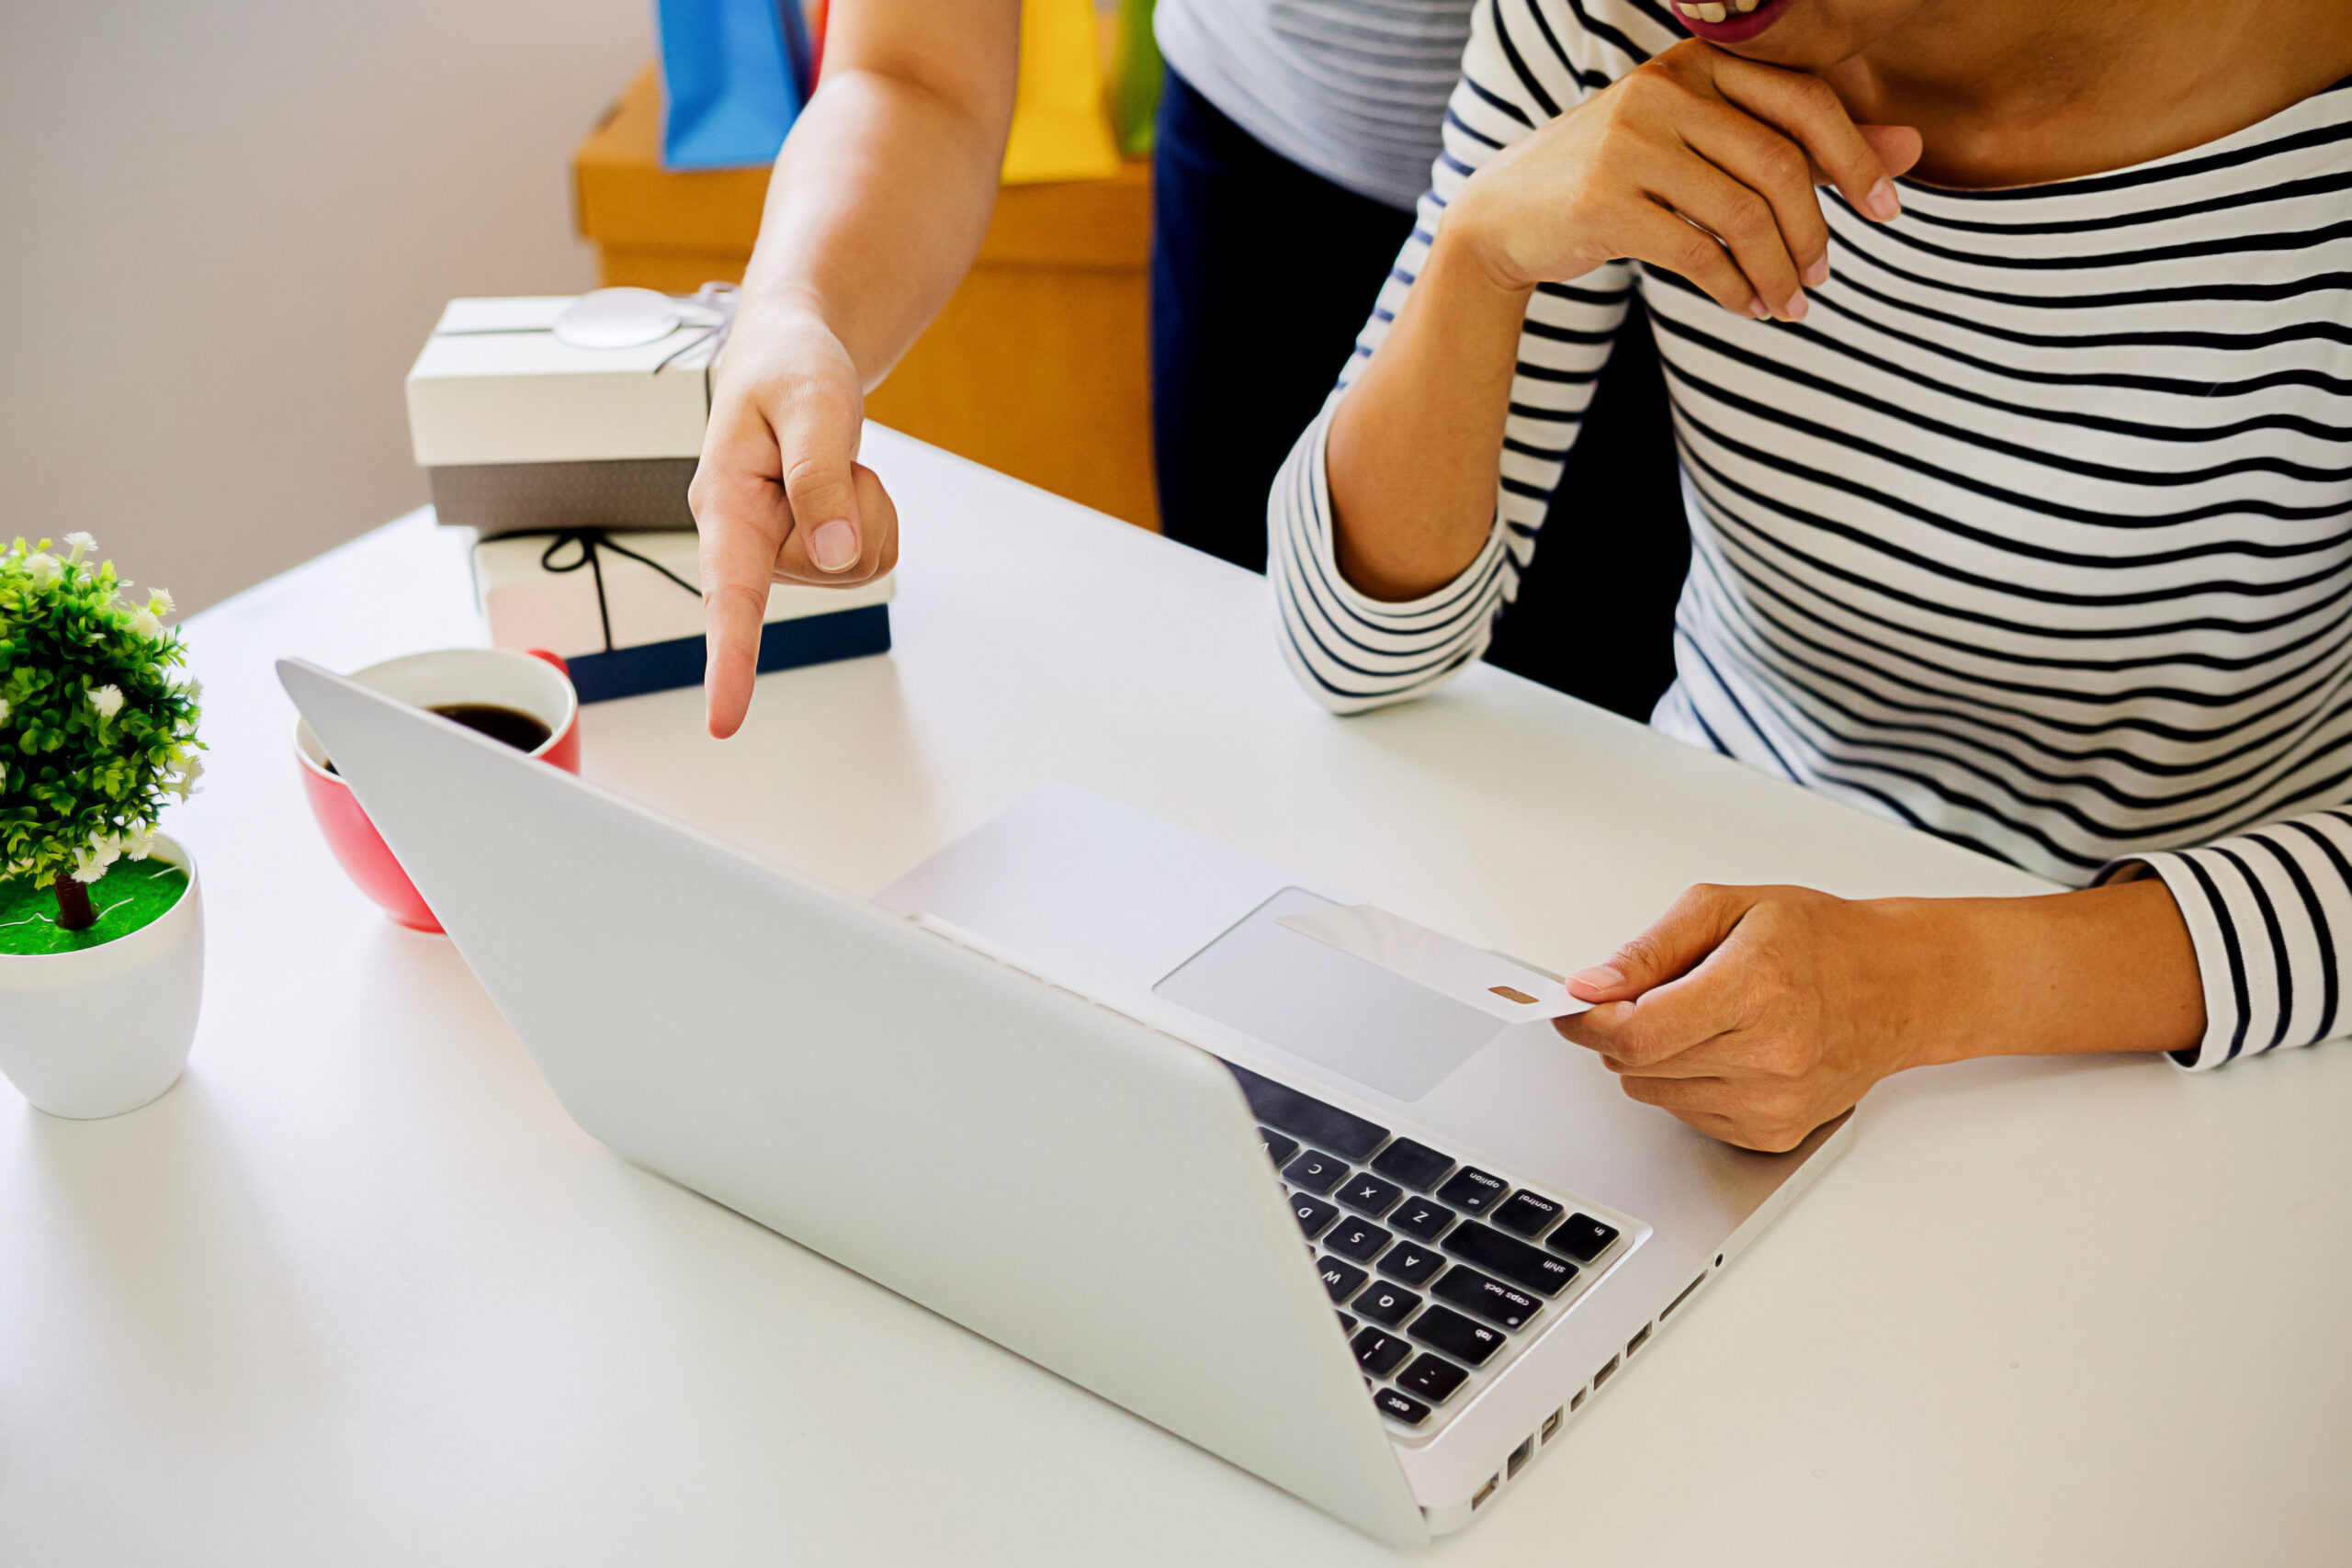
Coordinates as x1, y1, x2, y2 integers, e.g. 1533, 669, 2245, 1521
295, 647, 581, 933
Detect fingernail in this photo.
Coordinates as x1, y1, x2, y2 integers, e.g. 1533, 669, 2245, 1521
1783, 291, 1809, 322
1568, 964, 1626, 993
1747, 297, 1770, 320
808, 519, 858, 572
1804, 254, 1831, 288
1866, 178, 1901, 220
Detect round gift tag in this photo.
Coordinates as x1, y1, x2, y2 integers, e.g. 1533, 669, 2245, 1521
552, 288, 685, 349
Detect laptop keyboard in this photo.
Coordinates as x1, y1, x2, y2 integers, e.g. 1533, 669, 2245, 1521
1224, 1064, 1624, 1437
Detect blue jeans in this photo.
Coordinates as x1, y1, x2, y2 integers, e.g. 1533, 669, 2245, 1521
1150, 69, 1416, 572
1150, 70, 1687, 718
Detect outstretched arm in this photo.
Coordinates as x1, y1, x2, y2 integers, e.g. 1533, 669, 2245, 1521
693, 0, 1020, 738
1556, 803, 2352, 1151
1555, 876, 2204, 1152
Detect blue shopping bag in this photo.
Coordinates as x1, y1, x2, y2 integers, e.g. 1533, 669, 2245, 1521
656, 0, 814, 170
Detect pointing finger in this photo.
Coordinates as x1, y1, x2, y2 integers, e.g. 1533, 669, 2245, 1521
694, 464, 787, 740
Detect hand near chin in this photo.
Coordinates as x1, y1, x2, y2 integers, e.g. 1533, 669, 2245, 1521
1554, 884, 1937, 1153
1450, 39, 1926, 323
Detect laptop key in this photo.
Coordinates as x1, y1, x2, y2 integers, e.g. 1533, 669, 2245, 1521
1446, 1221, 1579, 1296
1435, 1166, 1508, 1214
1259, 1127, 1300, 1167
1396, 1352, 1470, 1404
1354, 1282, 1421, 1328
1224, 1063, 1389, 1161
1326, 1218, 1393, 1264
1390, 1197, 1456, 1243
1492, 1190, 1566, 1238
1378, 1241, 1447, 1287
1352, 1327, 1412, 1378
1338, 1314, 1358, 1335
1336, 1172, 1404, 1219
1547, 1213, 1621, 1263
1291, 1194, 1340, 1240
1317, 1256, 1370, 1302
1282, 1149, 1349, 1195
1373, 1387, 1433, 1427
1432, 1266, 1542, 1330
1369, 1137, 1453, 1191
1408, 1304, 1506, 1367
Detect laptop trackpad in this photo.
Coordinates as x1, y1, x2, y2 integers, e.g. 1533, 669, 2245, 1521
1153, 888, 1507, 1102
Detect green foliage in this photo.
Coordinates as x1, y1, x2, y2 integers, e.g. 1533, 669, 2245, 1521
0, 535, 204, 891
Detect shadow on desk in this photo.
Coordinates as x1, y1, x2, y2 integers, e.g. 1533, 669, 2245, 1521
17, 1076, 324, 1421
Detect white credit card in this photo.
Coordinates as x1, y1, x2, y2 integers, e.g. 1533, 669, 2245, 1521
1274, 904, 1590, 1022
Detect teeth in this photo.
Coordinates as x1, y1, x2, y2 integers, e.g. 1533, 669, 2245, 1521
1735, 0, 1759, 9
1692, 1, 1726, 18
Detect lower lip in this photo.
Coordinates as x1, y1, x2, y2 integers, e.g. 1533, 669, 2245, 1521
1674, 0, 1791, 45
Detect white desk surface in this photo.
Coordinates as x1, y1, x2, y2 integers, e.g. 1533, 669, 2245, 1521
6, 428, 2346, 1564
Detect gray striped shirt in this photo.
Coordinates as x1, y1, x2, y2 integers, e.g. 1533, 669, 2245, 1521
1155, 0, 1476, 209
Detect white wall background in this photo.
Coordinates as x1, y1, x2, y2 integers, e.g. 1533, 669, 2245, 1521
1, 0, 654, 613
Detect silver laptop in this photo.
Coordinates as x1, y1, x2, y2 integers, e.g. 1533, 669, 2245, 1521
280, 658, 1850, 1544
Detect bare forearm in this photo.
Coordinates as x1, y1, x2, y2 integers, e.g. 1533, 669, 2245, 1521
741, 21, 1014, 389
1325, 221, 1533, 602
1894, 877, 2205, 1067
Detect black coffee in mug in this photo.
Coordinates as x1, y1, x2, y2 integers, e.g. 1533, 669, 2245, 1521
322, 702, 550, 775
428, 703, 552, 753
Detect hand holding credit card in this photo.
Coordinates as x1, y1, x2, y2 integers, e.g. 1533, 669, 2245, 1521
1275, 905, 1594, 1023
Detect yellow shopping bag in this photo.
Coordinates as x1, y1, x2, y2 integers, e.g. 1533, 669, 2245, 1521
1001, 0, 1122, 184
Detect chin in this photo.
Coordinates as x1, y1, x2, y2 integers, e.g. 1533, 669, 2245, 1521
1673, 0, 1892, 72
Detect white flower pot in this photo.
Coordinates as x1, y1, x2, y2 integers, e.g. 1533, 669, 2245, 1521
0, 833, 205, 1119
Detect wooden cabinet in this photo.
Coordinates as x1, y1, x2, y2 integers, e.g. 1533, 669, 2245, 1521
573, 67, 1158, 530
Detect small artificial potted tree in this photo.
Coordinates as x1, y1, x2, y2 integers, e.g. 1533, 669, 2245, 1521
0, 533, 207, 1118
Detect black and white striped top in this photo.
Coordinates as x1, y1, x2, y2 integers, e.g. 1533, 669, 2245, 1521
1270, 0, 2352, 1069
1156, 0, 1476, 209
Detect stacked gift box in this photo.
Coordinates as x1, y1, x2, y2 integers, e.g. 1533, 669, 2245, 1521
405, 287, 891, 703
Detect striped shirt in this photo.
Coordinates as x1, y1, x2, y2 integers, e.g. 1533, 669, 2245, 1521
1155, 0, 1476, 209
1269, 0, 2352, 1070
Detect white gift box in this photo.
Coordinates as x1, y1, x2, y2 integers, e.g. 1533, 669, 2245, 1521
407, 289, 730, 534
471, 528, 893, 703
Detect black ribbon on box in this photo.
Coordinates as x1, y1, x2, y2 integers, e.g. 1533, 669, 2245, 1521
488, 525, 892, 705
533, 529, 699, 655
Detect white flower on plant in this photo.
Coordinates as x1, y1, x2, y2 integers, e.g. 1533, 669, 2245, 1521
129, 607, 164, 640
62, 531, 96, 561
168, 754, 205, 799
25, 552, 61, 590
71, 833, 122, 884
0, 697, 9, 726
87, 683, 125, 720
123, 823, 156, 861
149, 588, 175, 618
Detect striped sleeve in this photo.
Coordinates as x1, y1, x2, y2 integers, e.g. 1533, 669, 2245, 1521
2105, 810, 2352, 1070
1268, 0, 1643, 713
